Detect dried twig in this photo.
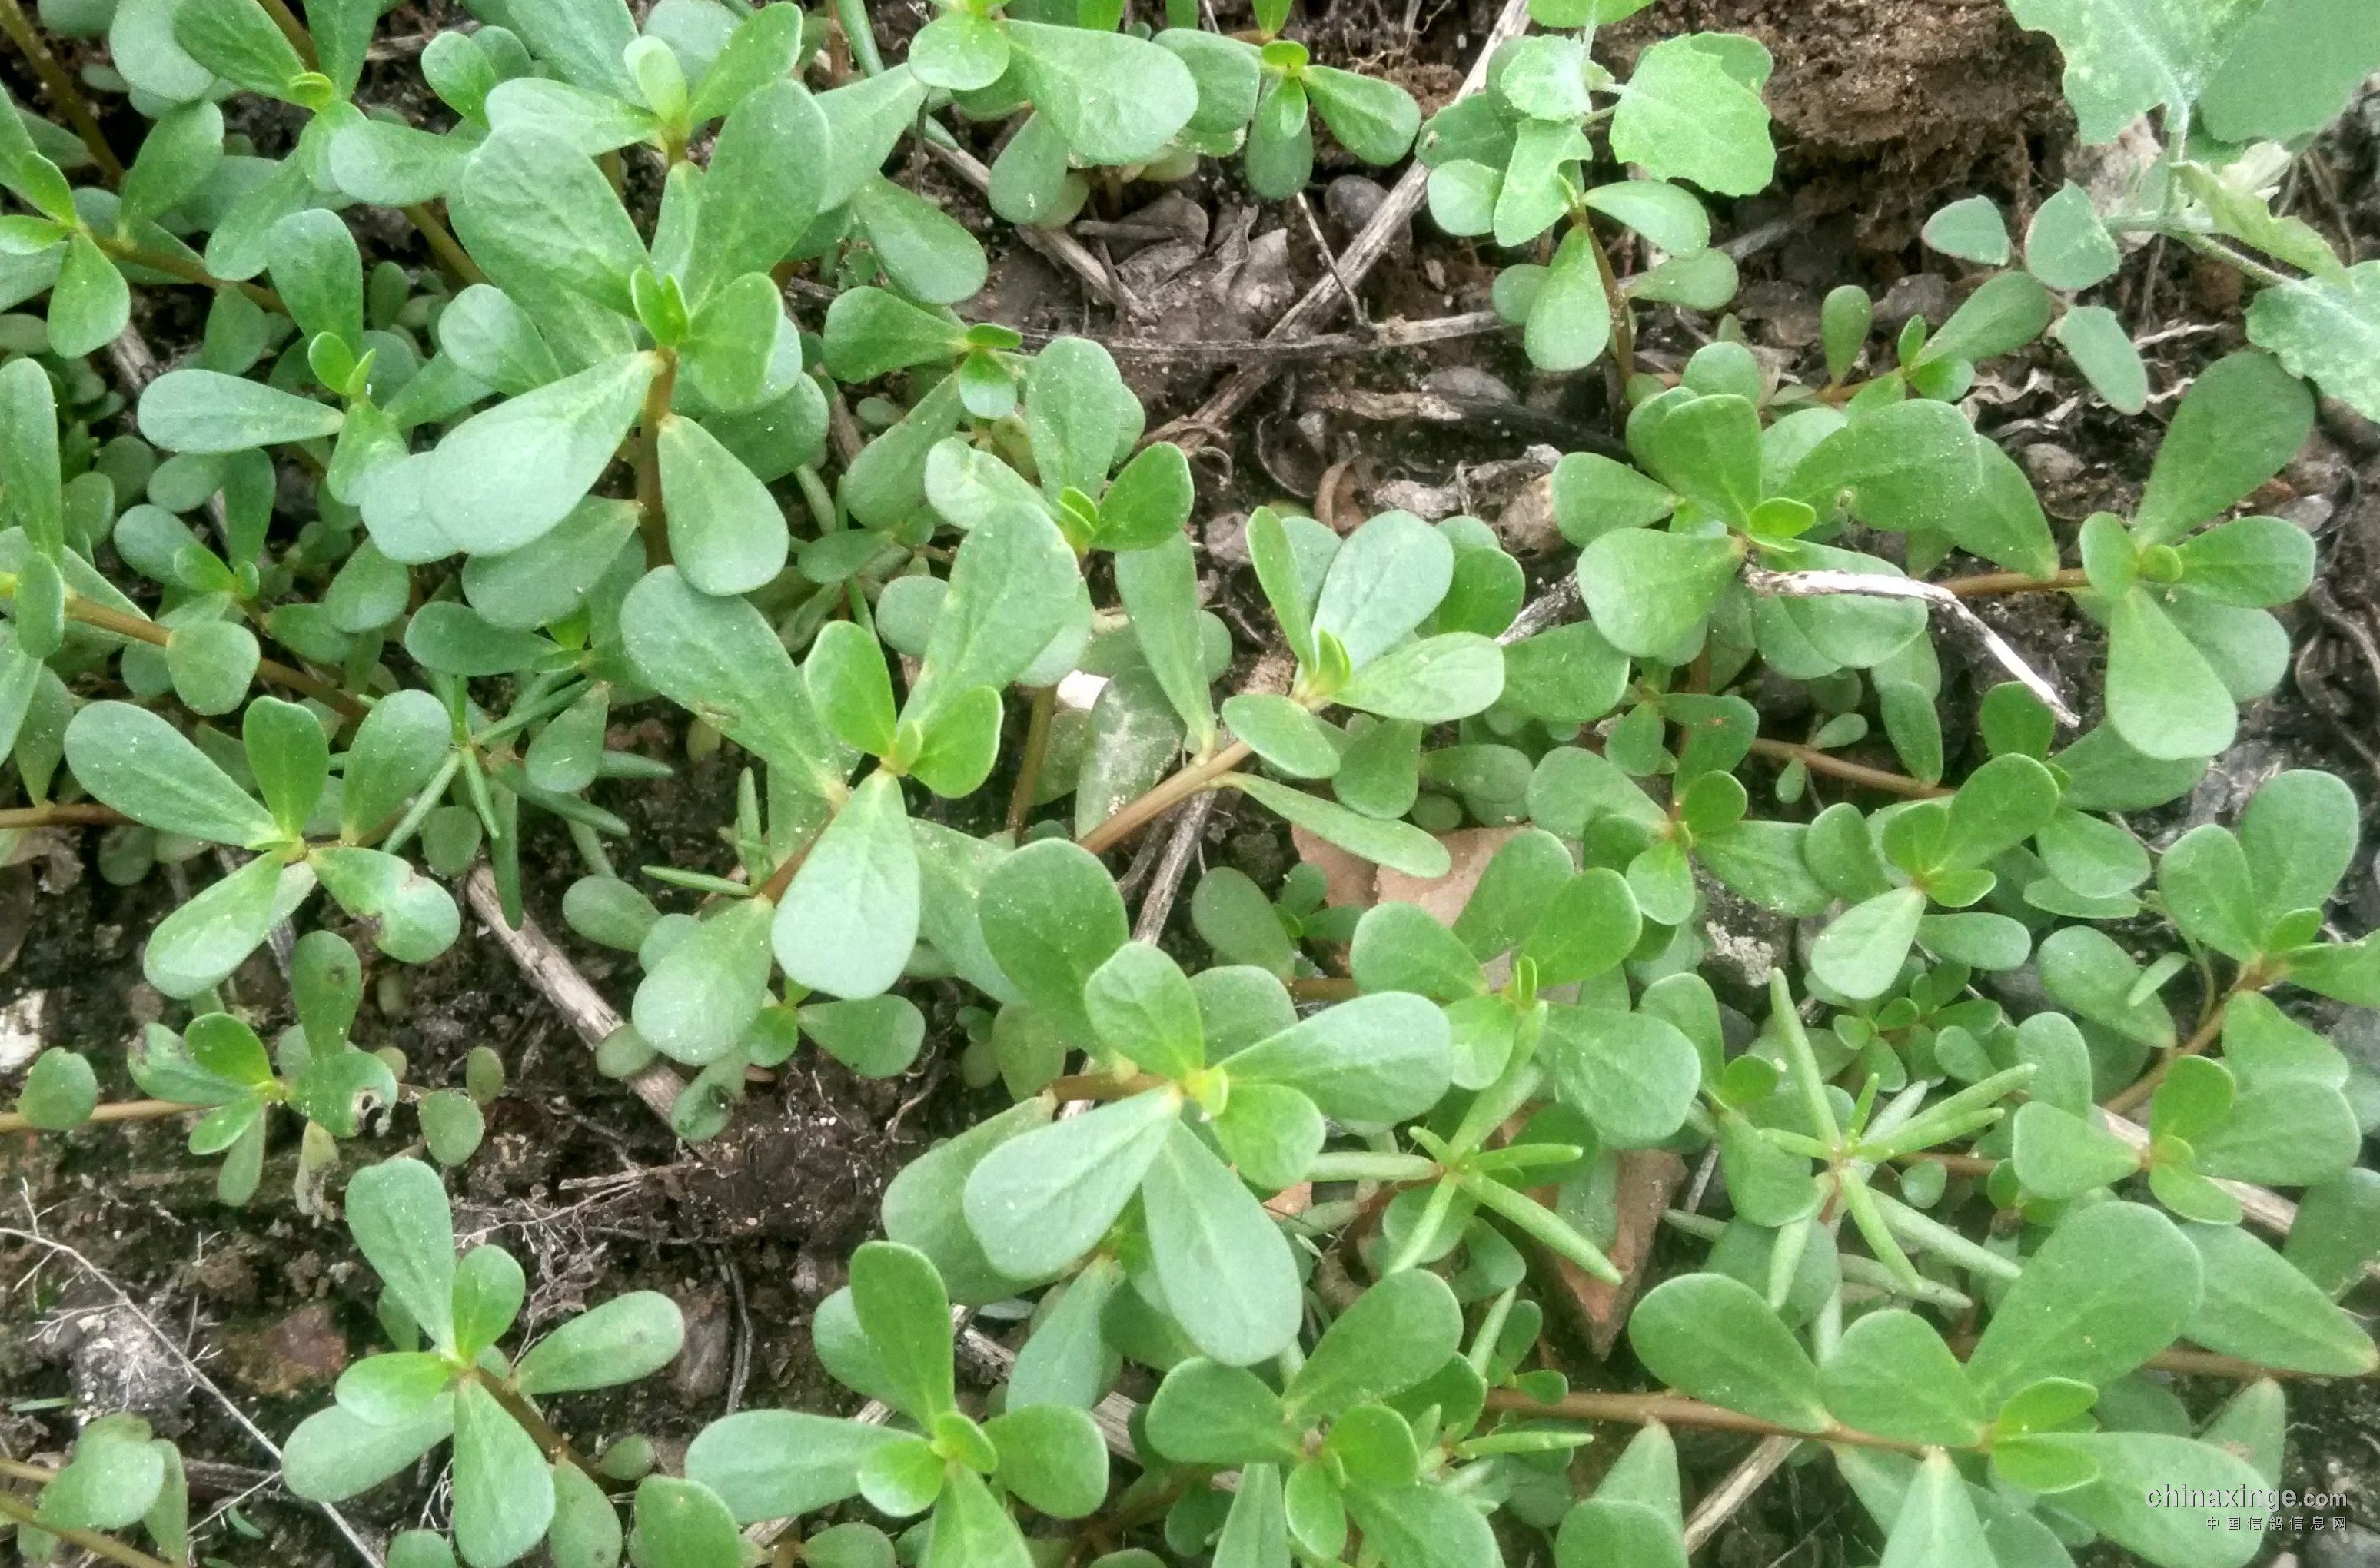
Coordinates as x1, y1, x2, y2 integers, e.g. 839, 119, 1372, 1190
922, 140, 1121, 309
1498, 577, 1581, 645
0, 1227, 386, 1568
463, 866, 684, 1125
1132, 793, 1216, 943
1157, 0, 1536, 449
1683, 1434, 1798, 1553
1744, 566, 2081, 726
1009, 311, 1505, 363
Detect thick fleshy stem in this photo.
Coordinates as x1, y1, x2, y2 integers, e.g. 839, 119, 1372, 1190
1745, 737, 1949, 800
1076, 739, 1254, 855
0, 1098, 185, 1136
0, 0, 121, 182
634, 350, 680, 568
0, 1484, 179, 1568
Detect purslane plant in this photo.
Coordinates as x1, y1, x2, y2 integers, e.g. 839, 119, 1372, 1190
4, 0, 2380, 1566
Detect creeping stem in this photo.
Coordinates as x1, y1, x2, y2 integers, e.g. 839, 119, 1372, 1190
635, 350, 680, 569
0, 0, 121, 182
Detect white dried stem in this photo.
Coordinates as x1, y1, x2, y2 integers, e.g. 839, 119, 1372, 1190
1682, 1433, 1797, 1553
1744, 566, 2082, 726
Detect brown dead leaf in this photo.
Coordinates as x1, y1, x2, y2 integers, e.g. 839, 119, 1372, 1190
1375, 827, 1524, 924
223, 1304, 348, 1396
1289, 825, 1380, 909
1541, 1150, 1687, 1358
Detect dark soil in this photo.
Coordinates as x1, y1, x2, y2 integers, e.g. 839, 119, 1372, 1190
7, 0, 2380, 1564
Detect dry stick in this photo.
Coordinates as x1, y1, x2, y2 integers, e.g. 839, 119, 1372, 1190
0, 1226, 387, 1568
1743, 566, 2081, 726
1008, 311, 1506, 364
1130, 791, 1216, 944
462, 865, 685, 1124
923, 141, 1121, 310
1683, 1434, 1798, 1554
1157, 0, 1537, 450
0, 0, 121, 182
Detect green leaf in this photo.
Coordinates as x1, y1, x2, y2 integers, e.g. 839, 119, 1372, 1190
1963, 1200, 2200, 1410
452, 1380, 554, 1568
1627, 1274, 1829, 1431
39, 1421, 168, 1532
805, 620, 898, 759
1335, 633, 1504, 723
341, 689, 454, 840
962, 1087, 1178, 1279
1921, 196, 2009, 264
924, 1467, 1032, 1568
1522, 224, 1613, 373
420, 352, 659, 557
684, 1410, 897, 1523
627, 1477, 742, 1568
907, 443, 1080, 726
1819, 1309, 1984, 1447
450, 128, 647, 320
847, 1241, 955, 1419
2026, 181, 2119, 290
2002, 0, 2256, 142
1214, 1463, 1289, 1568
511, 1292, 685, 1397
978, 837, 1128, 1047
1305, 64, 1418, 164
15, 1047, 95, 1129
1222, 693, 1339, 779
1141, 1118, 1300, 1364
1341, 1484, 1498, 1568
984, 1403, 1107, 1519
1610, 35, 1774, 197
2239, 766, 2359, 919
2106, 586, 2236, 761
282, 1400, 455, 1503
1006, 22, 1197, 165
632, 895, 774, 1066
312, 847, 461, 964
1148, 1359, 1296, 1466
691, 80, 829, 298
1878, 1451, 1995, 1568
0, 358, 61, 553
1576, 527, 1740, 657
347, 1158, 458, 1350
138, 367, 345, 456
2181, 1221, 2378, 1375
1225, 992, 1450, 1125
1230, 774, 1450, 879
773, 772, 919, 1000
1282, 1267, 1461, 1421
1809, 885, 1925, 1001
1351, 902, 1487, 1002
2246, 258, 2380, 421
2134, 350, 2314, 546
1551, 452, 1677, 546
2019, 1432, 2265, 1568
1313, 510, 1453, 670
165, 619, 261, 716
1545, 1005, 1700, 1148
144, 854, 297, 999
1915, 271, 2052, 366
1096, 441, 1193, 553
1085, 941, 1204, 1080
657, 414, 786, 596
1115, 533, 1215, 751
1582, 179, 1709, 255
2200, 0, 2380, 143
620, 565, 843, 797
2055, 304, 2148, 414
2009, 1101, 2139, 1198
65, 700, 278, 847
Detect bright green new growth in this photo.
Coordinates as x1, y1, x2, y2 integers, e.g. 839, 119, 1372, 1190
2, 0, 2377, 1565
